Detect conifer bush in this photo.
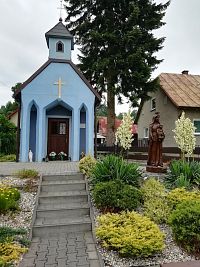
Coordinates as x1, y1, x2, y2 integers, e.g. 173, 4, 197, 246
168, 200, 200, 254
93, 180, 142, 211
96, 211, 165, 257
142, 178, 170, 223
79, 154, 96, 177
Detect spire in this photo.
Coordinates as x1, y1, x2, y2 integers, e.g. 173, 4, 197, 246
57, 0, 65, 22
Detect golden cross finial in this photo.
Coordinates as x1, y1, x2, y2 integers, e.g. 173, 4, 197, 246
54, 77, 65, 98
57, 0, 65, 21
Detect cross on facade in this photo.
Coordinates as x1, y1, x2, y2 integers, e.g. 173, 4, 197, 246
57, 0, 65, 20
54, 77, 65, 98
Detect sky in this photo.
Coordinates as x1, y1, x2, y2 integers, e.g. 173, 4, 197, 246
0, 0, 200, 114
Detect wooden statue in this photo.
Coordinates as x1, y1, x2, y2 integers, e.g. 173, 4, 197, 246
146, 112, 166, 172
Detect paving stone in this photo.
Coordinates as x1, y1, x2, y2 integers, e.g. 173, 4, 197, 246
19, 258, 35, 265
35, 260, 46, 267
24, 253, 37, 258
67, 253, 78, 262
67, 239, 76, 246
47, 247, 57, 255
77, 256, 89, 266
66, 262, 77, 267
86, 244, 96, 252
56, 249, 67, 258
89, 260, 101, 267
38, 245, 48, 252
67, 245, 76, 253
57, 258, 67, 266
67, 233, 76, 239
46, 256, 57, 265
87, 251, 98, 260
36, 252, 47, 261
76, 242, 86, 249
49, 241, 58, 247
32, 237, 40, 243
76, 248, 87, 257
58, 243, 67, 249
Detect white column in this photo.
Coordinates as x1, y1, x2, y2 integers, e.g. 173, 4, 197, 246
20, 104, 30, 162
72, 108, 80, 161
37, 107, 45, 162
86, 105, 94, 156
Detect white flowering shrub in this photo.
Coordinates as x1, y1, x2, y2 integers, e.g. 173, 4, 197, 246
173, 112, 196, 159
115, 111, 133, 151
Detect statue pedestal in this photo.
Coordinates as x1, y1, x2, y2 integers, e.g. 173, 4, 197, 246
146, 165, 167, 173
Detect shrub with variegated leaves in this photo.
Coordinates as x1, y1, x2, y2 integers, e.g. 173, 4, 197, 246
172, 112, 196, 160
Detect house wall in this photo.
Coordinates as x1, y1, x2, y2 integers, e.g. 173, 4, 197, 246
185, 109, 200, 145
20, 62, 95, 162
9, 112, 18, 126
137, 89, 179, 147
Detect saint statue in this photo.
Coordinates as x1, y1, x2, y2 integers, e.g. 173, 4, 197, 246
147, 112, 165, 167
28, 149, 33, 162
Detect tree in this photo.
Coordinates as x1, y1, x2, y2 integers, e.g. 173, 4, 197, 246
65, 0, 170, 145
96, 103, 108, 117
0, 83, 21, 116
0, 114, 17, 155
173, 112, 196, 160
115, 111, 133, 155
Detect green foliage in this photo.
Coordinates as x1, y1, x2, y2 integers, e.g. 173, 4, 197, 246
79, 155, 96, 177
96, 211, 165, 257
0, 115, 16, 155
93, 181, 142, 211
0, 227, 27, 244
167, 188, 200, 210
0, 101, 18, 117
0, 186, 20, 213
96, 103, 107, 117
91, 155, 141, 186
166, 160, 200, 189
142, 178, 170, 224
14, 169, 39, 179
168, 200, 200, 254
0, 155, 16, 162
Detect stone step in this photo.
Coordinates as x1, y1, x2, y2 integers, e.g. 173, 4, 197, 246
41, 181, 86, 192
37, 205, 90, 218
42, 179, 85, 185
38, 202, 89, 210
39, 191, 88, 204
42, 173, 84, 181
32, 217, 92, 237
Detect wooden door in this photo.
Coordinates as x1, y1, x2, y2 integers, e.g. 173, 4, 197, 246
48, 118, 69, 156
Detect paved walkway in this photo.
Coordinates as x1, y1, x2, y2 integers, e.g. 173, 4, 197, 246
0, 161, 79, 176
20, 232, 100, 267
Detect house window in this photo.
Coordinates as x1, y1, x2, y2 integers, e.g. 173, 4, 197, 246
151, 98, 156, 111
56, 41, 64, 52
194, 120, 200, 135
144, 127, 149, 138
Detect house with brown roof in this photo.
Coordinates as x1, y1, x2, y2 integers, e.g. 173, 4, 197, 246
136, 71, 200, 147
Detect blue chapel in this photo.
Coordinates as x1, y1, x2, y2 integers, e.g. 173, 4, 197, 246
14, 19, 101, 162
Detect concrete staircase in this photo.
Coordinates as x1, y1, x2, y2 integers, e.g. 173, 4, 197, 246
32, 173, 92, 237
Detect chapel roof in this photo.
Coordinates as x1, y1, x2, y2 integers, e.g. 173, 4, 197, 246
45, 21, 73, 47
14, 59, 101, 102
159, 72, 200, 108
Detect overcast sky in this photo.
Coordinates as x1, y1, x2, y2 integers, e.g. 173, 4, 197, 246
0, 0, 200, 114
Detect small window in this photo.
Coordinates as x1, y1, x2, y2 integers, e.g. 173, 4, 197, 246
144, 127, 149, 138
56, 41, 64, 52
194, 120, 200, 135
151, 98, 156, 111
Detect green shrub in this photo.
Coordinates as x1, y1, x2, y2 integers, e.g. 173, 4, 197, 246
96, 211, 165, 257
0, 227, 27, 244
0, 155, 16, 162
0, 186, 20, 213
79, 154, 96, 177
142, 178, 170, 224
168, 200, 200, 253
167, 187, 200, 210
91, 155, 141, 186
93, 181, 142, 211
14, 169, 38, 179
166, 160, 200, 189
